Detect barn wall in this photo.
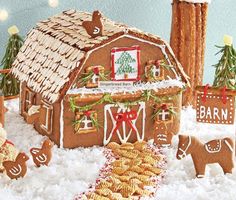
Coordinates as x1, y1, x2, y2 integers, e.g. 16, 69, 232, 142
19, 81, 61, 146
34, 101, 61, 146
62, 91, 182, 149
72, 35, 179, 88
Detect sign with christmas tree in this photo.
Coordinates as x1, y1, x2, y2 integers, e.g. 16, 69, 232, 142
111, 46, 140, 81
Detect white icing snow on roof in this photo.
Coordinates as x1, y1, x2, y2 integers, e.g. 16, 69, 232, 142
67, 79, 185, 95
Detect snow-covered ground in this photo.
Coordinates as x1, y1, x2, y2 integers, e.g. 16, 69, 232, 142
0, 99, 236, 200
1, 99, 106, 200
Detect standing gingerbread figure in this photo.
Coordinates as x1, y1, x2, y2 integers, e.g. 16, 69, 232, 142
176, 135, 234, 178
154, 123, 173, 147
153, 104, 175, 147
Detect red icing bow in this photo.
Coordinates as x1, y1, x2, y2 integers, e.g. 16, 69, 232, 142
112, 110, 137, 135
92, 67, 100, 75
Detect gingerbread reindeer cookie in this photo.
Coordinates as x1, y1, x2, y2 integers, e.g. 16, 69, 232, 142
176, 135, 235, 178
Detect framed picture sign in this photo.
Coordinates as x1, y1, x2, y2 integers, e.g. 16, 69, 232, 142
196, 85, 236, 125
111, 46, 141, 81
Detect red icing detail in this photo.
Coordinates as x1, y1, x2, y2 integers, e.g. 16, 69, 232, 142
112, 110, 137, 135
161, 104, 168, 111
202, 84, 210, 103
221, 86, 227, 104
3, 139, 14, 146
92, 67, 99, 75
83, 111, 92, 117
155, 60, 162, 66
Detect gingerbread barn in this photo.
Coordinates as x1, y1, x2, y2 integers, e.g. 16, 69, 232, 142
11, 10, 189, 148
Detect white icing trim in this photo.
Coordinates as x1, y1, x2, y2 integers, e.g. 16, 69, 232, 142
19, 82, 22, 114
31, 149, 39, 155
59, 100, 64, 148
224, 140, 234, 153
68, 34, 183, 92
68, 79, 184, 95
9, 164, 22, 176
36, 154, 47, 163
40, 101, 53, 134
205, 140, 221, 153
103, 102, 145, 145
178, 136, 191, 159
197, 174, 205, 178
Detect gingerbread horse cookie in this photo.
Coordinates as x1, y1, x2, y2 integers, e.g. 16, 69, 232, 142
176, 135, 234, 178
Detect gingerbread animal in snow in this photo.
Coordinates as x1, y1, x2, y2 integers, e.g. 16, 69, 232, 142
82, 10, 103, 38
154, 123, 173, 147
176, 135, 234, 178
30, 139, 53, 167
3, 152, 29, 179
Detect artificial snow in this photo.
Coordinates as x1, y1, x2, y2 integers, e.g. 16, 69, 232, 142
1, 99, 106, 200
68, 79, 185, 95
1, 99, 236, 200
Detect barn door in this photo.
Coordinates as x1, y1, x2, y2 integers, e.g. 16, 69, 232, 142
103, 102, 145, 145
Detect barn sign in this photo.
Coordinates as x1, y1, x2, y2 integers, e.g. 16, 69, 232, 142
196, 85, 236, 125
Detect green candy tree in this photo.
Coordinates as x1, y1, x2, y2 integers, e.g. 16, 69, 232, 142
0, 26, 23, 97
213, 35, 236, 89
115, 51, 136, 75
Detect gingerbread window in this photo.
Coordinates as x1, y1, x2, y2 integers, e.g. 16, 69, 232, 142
145, 60, 164, 82
24, 88, 36, 113
40, 101, 53, 135
153, 103, 174, 123
74, 111, 97, 134
85, 66, 105, 88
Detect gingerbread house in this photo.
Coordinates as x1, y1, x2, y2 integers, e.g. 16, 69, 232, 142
11, 10, 189, 148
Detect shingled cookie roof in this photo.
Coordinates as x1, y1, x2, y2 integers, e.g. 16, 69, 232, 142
12, 9, 188, 103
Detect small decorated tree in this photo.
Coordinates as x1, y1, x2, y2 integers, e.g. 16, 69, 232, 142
213, 35, 236, 89
0, 25, 23, 97
115, 51, 136, 75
